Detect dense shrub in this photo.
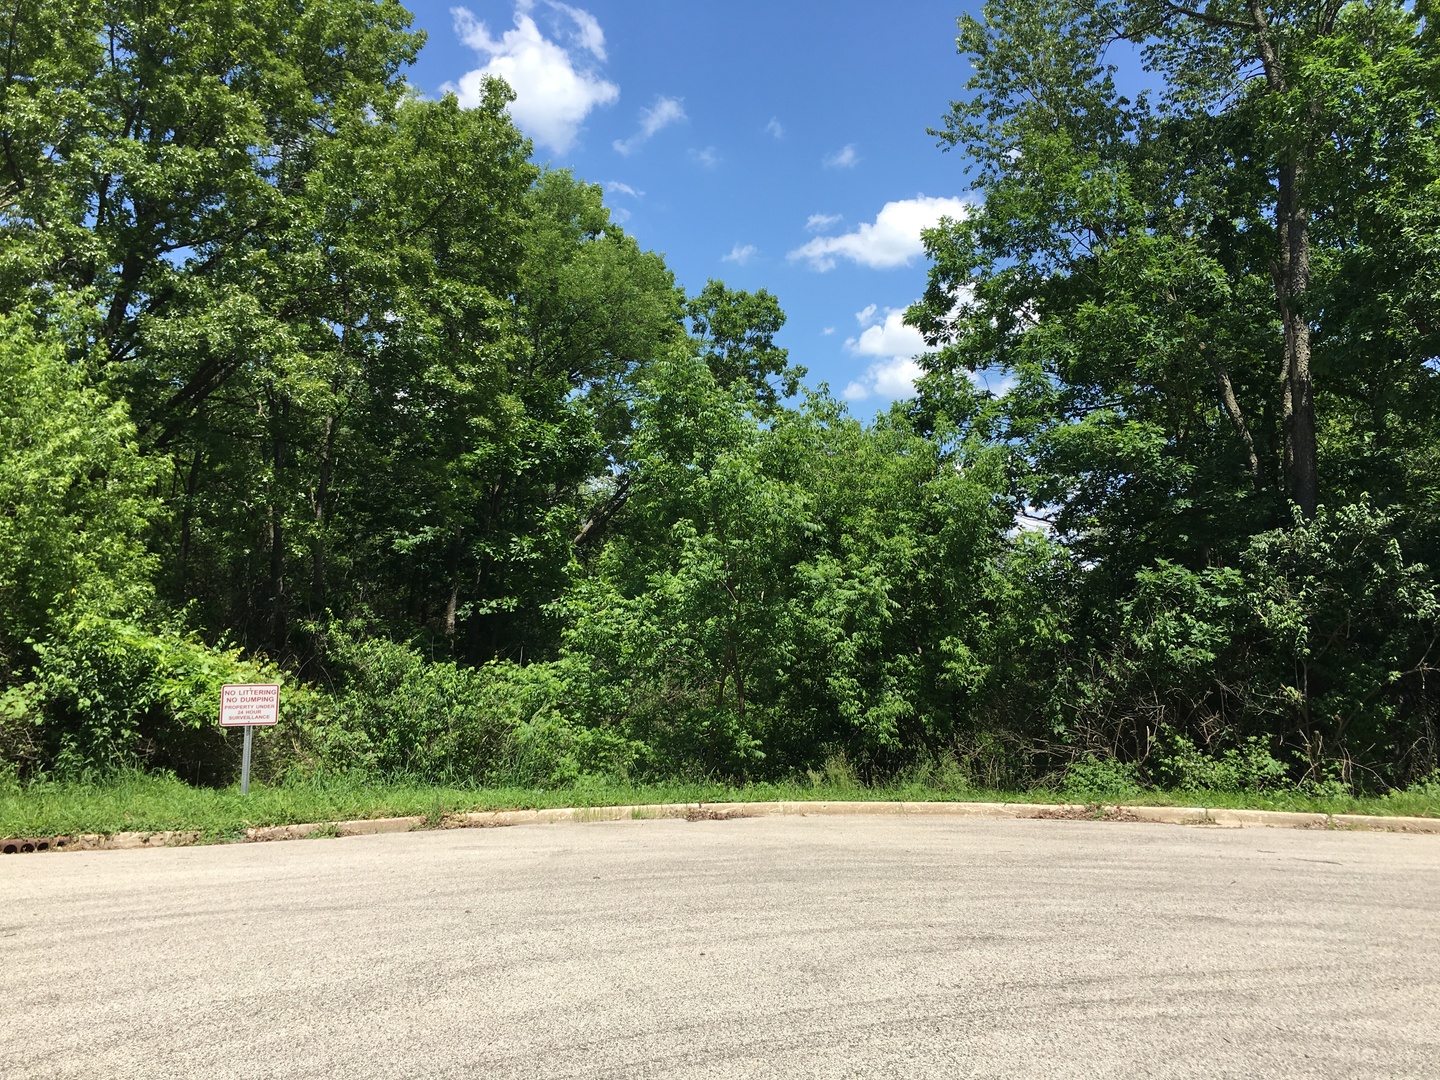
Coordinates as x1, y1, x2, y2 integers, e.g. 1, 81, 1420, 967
2, 614, 304, 784
556, 360, 1012, 781
0, 315, 161, 677
998, 504, 1440, 792
314, 634, 567, 783
1147, 732, 1288, 794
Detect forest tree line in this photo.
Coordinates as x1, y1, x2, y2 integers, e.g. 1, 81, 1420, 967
2, 0, 1438, 794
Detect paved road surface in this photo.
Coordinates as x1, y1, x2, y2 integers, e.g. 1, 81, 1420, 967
4, 815, 1439, 1079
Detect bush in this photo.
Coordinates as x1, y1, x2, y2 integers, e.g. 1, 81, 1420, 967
4, 613, 305, 784
1240, 502, 1440, 787
1147, 731, 1288, 793
312, 634, 637, 786
0, 315, 161, 675
1023, 503, 1440, 792
1063, 755, 1146, 801
1405, 771, 1440, 798
0, 616, 640, 789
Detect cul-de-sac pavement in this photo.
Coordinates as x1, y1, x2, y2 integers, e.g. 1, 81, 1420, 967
5, 815, 1439, 1079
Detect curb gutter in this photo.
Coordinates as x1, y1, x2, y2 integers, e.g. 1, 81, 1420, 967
5, 799, 1440, 854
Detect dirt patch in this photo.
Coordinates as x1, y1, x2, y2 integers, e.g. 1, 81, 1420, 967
685, 807, 745, 821
437, 811, 519, 829
1033, 805, 1141, 823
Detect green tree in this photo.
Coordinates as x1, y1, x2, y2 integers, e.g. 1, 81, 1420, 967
561, 351, 806, 775
909, 0, 1440, 784
912, 0, 1440, 545
685, 279, 803, 416
2, 2, 691, 664
560, 353, 1011, 778
0, 314, 160, 668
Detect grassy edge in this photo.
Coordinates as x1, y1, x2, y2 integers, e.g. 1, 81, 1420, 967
2, 773, 1439, 838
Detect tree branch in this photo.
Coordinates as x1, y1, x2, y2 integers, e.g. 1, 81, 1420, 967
1159, 0, 1256, 33
1318, 0, 1344, 35
1205, 351, 1262, 486
1246, 0, 1287, 92
573, 473, 635, 547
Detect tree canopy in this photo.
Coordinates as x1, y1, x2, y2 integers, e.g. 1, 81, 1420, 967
2, 0, 1437, 796
909, 0, 1440, 785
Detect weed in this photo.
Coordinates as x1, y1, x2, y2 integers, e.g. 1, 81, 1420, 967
1063, 756, 1146, 801
2, 769, 1437, 840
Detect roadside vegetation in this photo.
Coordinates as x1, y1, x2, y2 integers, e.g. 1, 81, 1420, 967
3, 765, 1439, 840
3, 2, 1439, 816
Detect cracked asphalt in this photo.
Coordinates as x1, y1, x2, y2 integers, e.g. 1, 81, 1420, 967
4, 815, 1438, 1079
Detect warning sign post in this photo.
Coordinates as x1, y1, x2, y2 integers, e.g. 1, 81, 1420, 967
219, 684, 279, 794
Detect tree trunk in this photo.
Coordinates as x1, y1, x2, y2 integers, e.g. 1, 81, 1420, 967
443, 528, 465, 639
1206, 355, 1261, 485
1283, 191, 1318, 519
267, 392, 290, 651
309, 413, 336, 616
176, 442, 204, 593
1273, 165, 1319, 520
1247, 1, 1319, 519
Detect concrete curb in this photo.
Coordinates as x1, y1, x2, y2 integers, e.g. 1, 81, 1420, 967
5, 800, 1440, 854
1330, 812, 1440, 834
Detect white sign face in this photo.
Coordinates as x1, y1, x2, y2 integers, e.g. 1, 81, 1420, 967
219, 684, 281, 727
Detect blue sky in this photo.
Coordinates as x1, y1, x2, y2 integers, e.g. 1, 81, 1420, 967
403, 1, 986, 411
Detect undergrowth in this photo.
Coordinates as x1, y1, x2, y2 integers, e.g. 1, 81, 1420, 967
2, 766, 1437, 838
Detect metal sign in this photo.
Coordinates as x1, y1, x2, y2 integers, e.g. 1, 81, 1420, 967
219, 684, 280, 794
219, 684, 280, 727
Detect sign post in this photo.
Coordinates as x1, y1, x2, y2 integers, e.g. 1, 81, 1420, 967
219, 684, 280, 794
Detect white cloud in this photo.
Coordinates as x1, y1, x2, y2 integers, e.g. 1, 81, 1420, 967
445, 4, 619, 153
841, 295, 1003, 403
844, 357, 924, 401
848, 305, 927, 359
842, 305, 929, 402
788, 194, 968, 272
605, 180, 643, 197
821, 326, 836, 336
722, 243, 758, 265
805, 212, 841, 233
1013, 510, 1053, 534
689, 146, 720, 168
613, 95, 686, 155
823, 144, 859, 168
766, 117, 784, 139
546, 1, 606, 58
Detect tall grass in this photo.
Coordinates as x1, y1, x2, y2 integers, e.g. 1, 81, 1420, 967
2, 767, 1437, 839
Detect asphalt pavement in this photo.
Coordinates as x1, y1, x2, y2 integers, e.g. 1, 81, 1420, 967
4, 815, 1438, 1079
